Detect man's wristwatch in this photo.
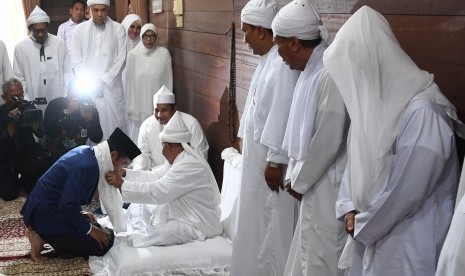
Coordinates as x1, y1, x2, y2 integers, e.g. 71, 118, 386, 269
268, 162, 282, 168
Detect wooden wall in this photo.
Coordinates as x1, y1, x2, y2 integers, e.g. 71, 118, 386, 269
151, 0, 238, 185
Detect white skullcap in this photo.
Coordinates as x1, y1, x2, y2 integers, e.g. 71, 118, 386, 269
153, 85, 176, 107
27, 6, 50, 26
159, 111, 192, 143
241, 0, 278, 29
87, 0, 110, 6
271, 0, 329, 42
141, 23, 158, 39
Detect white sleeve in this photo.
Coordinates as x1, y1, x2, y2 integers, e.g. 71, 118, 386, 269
354, 104, 456, 247
101, 24, 126, 86
290, 77, 349, 195
122, 161, 202, 205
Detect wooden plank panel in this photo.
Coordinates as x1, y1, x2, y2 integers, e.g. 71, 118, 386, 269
155, 11, 233, 35
314, 0, 465, 16
322, 13, 465, 119
173, 65, 229, 102
171, 48, 230, 81
168, 29, 231, 58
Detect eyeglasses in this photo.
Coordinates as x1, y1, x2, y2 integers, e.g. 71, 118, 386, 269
31, 28, 48, 35
142, 35, 157, 40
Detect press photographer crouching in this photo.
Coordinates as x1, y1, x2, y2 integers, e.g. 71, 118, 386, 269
44, 79, 103, 163
0, 78, 48, 200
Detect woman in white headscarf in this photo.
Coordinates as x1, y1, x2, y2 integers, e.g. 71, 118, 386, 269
121, 14, 142, 52
324, 6, 463, 276
123, 23, 173, 143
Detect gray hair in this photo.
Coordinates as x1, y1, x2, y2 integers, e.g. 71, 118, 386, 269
2, 78, 23, 95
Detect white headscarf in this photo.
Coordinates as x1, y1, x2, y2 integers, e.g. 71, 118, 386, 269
271, 0, 329, 44
136, 23, 158, 54
87, 0, 110, 6
141, 23, 157, 40
323, 5, 462, 269
153, 85, 175, 106
121, 14, 142, 50
27, 6, 50, 26
241, 0, 278, 29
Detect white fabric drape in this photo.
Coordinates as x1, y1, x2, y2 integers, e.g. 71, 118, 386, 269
94, 141, 126, 233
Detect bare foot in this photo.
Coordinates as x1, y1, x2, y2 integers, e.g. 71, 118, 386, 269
27, 226, 46, 263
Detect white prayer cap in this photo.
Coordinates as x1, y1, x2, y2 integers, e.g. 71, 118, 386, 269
159, 111, 192, 143
241, 0, 278, 29
271, 0, 328, 41
27, 6, 50, 26
141, 23, 158, 39
87, 0, 110, 6
153, 85, 176, 106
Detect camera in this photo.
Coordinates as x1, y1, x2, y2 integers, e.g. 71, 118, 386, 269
78, 96, 93, 114
12, 96, 44, 126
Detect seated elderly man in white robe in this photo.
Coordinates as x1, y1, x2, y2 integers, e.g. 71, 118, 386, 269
324, 6, 463, 276
131, 85, 208, 171
14, 6, 70, 105
105, 112, 222, 247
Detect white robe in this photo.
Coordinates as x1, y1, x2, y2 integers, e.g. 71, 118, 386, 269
72, 18, 127, 140
436, 186, 465, 276
13, 34, 70, 103
131, 111, 209, 171
121, 151, 222, 247
284, 46, 349, 276
231, 46, 299, 276
0, 40, 13, 104
123, 44, 173, 143
336, 99, 459, 276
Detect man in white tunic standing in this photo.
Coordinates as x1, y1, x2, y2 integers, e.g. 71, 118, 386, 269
57, 0, 87, 58
105, 111, 222, 247
324, 6, 462, 276
14, 6, 70, 104
230, 1, 300, 275
271, 1, 350, 275
132, 85, 208, 171
72, 0, 127, 139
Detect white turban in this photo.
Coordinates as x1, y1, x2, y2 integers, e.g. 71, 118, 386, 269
141, 23, 158, 39
87, 0, 110, 6
27, 6, 50, 26
159, 111, 192, 143
241, 0, 278, 29
153, 85, 175, 107
271, 0, 329, 42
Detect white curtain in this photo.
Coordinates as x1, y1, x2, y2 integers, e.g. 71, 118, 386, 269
0, 1, 27, 66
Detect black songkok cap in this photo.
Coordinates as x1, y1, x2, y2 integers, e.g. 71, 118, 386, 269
108, 127, 141, 160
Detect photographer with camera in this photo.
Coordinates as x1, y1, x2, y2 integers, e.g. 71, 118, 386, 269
44, 79, 103, 163
0, 78, 48, 200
